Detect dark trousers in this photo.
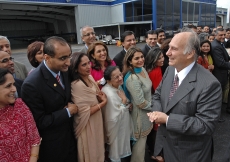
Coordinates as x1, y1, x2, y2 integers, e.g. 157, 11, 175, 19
146, 129, 157, 155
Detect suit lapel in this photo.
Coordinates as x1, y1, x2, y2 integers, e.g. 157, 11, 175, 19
40, 62, 66, 98
161, 67, 174, 110
164, 64, 197, 113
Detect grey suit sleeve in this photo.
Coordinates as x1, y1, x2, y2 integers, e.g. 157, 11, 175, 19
212, 45, 230, 69
21, 82, 70, 130
167, 80, 222, 136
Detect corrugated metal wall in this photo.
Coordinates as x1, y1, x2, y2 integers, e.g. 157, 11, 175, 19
75, 5, 112, 43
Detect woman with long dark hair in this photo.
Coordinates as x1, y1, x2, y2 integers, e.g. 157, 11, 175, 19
123, 47, 152, 162
197, 40, 214, 72
69, 52, 107, 162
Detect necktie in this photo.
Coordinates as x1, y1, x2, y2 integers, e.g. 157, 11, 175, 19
169, 74, 179, 100
56, 74, 63, 89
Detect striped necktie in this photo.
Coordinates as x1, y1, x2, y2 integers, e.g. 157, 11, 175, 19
169, 74, 179, 100
56, 74, 63, 89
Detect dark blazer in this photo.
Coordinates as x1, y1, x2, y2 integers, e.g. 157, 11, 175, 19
21, 62, 77, 162
152, 63, 222, 162
141, 44, 151, 57
15, 78, 23, 98
211, 39, 230, 89
113, 49, 126, 72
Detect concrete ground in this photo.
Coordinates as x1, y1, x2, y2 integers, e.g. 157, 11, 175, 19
12, 43, 230, 162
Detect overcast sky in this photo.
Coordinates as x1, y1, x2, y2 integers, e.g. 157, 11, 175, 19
217, 0, 230, 8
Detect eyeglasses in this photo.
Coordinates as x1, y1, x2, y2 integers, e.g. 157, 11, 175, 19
113, 73, 123, 80
51, 56, 72, 61
83, 32, 96, 37
0, 57, 14, 63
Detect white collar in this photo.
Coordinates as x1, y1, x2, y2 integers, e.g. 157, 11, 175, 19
174, 62, 195, 86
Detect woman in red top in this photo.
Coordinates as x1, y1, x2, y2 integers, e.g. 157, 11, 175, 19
145, 47, 164, 93
197, 40, 214, 72
144, 47, 164, 162
0, 68, 41, 162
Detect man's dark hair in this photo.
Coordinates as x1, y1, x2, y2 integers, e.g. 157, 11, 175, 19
121, 31, 135, 43
226, 28, 230, 32
0, 68, 10, 85
145, 30, 157, 38
43, 36, 70, 57
197, 25, 202, 28
187, 24, 197, 29
155, 28, 165, 38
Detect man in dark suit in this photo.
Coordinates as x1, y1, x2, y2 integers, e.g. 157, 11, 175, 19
113, 31, 136, 71
21, 36, 78, 162
211, 28, 230, 114
141, 30, 157, 57
148, 28, 222, 162
0, 51, 23, 97
224, 28, 230, 47
79, 25, 96, 54
0, 36, 28, 80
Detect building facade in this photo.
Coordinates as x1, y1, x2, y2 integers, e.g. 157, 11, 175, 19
0, 0, 217, 46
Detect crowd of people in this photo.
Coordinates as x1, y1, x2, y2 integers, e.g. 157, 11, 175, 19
0, 23, 230, 162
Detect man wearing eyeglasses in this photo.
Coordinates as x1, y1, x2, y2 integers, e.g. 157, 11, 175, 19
0, 36, 28, 80
79, 25, 96, 54
22, 36, 78, 162
0, 51, 23, 97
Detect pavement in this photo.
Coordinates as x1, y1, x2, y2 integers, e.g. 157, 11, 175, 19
11, 43, 230, 162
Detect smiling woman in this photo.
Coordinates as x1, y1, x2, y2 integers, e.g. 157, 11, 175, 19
0, 68, 41, 162
87, 41, 116, 88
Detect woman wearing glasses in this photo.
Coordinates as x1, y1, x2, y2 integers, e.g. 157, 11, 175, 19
69, 52, 107, 162
88, 41, 116, 88
101, 66, 134, 162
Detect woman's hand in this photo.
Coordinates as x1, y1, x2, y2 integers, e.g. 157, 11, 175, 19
97, 91, 107, 103
208, 64, 214, 70
117, 90, 127, 104
128, 104, 133, 111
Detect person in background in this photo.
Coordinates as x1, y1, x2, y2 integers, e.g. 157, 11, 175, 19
123, 47, 152, 162
69, 52, 106, 162
155, 29, 165, 48
87, 41, 116, 88
79, 25, 96, 54
211, 28, 230, 118
0, 68, 41, 162
203, 26, 210, 33
27, 41, 44, 74
144, 47, 164, 162
113, 31, 136, 71
197, 25, 202, 35
224, 28, 230, 47
0, 51, 23, 97
0, 36, 28, 80
142, 30, 157, 57
160, 38, 171, 75
208, 34, 215, 42
198, 32, 209, 43
197, 40, 214, 72
102, 66, 134, 162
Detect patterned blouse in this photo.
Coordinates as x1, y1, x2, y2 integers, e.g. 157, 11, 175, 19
0, 98, 40, 162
